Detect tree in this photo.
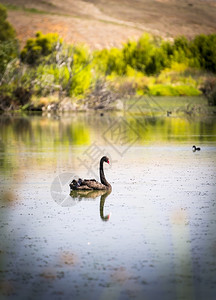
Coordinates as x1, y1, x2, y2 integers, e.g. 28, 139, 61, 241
0, 4, 18, 78
21, 32, 61, 65
145, 48, 168, 75
131, 34, 154, 74
0, 4, 16, 41
191, 34, 216, 73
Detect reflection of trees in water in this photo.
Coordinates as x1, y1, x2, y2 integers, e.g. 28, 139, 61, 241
0, 139, 6, 169
13, 118, 32, 139
132, 115, 216, 142
0, 115, 33, 173
0, 115, 32, 142
0, 113, 216, 150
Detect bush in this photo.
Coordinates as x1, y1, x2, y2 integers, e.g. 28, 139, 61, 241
0, 4, 16, 41
190, 34, 216, 73
0, 40, 18, 78
93, 47, 125, 76
93, 33, 216, 79
29, 43, 93, 98
0, 4, 18, 78
145, 47, 168, 75
21, 32, 61, 65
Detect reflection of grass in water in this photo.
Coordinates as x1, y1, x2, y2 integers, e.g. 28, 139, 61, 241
0, 115, 91, 148
0, 115, 91, 174
124, 116, 216, 143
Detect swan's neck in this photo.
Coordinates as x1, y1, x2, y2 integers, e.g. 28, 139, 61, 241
100, 160, 111, 188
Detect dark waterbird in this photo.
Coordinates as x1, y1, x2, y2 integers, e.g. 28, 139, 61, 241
70, 156, 111, 191
192, 145, 201, 152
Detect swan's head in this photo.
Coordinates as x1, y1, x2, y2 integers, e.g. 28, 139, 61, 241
101, 156, 110, 164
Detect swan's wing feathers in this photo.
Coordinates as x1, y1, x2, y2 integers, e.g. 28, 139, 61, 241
70, 176, 108, 191
85, 180, 106, 190
83, 179, 96, 182
70, 178, 93, 190
76, 185, 92, 190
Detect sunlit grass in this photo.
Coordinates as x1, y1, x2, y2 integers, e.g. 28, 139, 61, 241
148, 84, 201, 96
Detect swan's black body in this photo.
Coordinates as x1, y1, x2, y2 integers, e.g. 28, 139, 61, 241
70, 156, 111, 191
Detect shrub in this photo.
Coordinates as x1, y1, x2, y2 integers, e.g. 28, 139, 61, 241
93, 47, 125, 76
21, 32, 61, 65
0, 4, 16, 41
190, 34, 216, 73
0, 4, 18, 78
124, 34, 155, 74
0, 40, 18, 78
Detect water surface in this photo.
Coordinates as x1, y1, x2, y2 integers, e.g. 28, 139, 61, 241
0, 109, 216, 300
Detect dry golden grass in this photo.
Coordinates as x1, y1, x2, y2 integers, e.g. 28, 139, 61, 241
2, 0, 216, 48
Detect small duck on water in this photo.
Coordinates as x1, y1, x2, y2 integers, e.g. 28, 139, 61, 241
192, 145, 201, 152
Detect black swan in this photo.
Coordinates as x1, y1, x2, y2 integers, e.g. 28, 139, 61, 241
192, 145, 201, 152
70, 156, 111, 191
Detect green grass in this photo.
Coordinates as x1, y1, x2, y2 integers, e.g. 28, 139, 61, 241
4, 4, 63, 15
148, 84, 201, 96
5, 4, 48, 14
125, 95, 209, 115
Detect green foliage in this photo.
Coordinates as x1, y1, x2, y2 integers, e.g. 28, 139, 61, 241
0, 4, 18, 78
70, 65, 92, 97
5, 3, 50, 14
190, 34, 216, 73
2, 23, 216, 109
173, 36, 191, 57
21, 32, 61, 65
94, 33, 216, 78
0, 40, 18, 77
93, 47, 125, 76
128, 34, 155, 74
122, 40, 137, 72
145, 47, 168, 75
23, 43, 92, 98
149, 84, 200, 96
94, 34, 170, 76
0, 4, 16, 41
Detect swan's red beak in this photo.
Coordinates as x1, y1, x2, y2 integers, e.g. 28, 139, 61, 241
107, 160, 110, 164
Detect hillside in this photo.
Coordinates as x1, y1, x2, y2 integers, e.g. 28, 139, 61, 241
1, 0, 216, 48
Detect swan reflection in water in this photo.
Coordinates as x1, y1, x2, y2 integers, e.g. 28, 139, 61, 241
70, 190, 111, 221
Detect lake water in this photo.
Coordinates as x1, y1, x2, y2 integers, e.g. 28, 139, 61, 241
0, 102, 216, 300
